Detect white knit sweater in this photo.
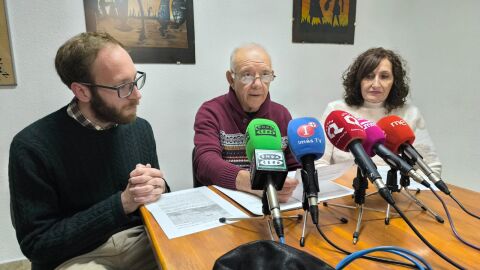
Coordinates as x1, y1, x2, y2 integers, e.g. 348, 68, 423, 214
316, 100, 442, 176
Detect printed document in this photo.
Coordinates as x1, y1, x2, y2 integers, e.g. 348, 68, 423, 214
145, 186, 248, 239
215, 161, 355, 215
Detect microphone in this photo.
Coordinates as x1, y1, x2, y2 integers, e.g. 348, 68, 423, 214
358, 119, 430, 188
324, 111, 394, 205
287, 117, 325, 225
377, 115, 450, 194
245, 118, 287, 240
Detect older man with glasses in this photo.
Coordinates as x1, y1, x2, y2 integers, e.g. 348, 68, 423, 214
193, 43, 300, 202
9, 32, 168, 270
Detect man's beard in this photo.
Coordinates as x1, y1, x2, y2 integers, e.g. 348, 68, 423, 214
90, 89, 138, 125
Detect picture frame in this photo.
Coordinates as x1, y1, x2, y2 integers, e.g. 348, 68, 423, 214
292, 0, 356, 44
0, 0, 16, 86
83, 0, 195, 64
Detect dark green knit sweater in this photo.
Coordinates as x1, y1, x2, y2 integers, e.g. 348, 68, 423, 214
9, 106, 164, 269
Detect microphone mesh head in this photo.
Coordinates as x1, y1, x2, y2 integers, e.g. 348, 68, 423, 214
287, 117, 325, 162
358, 119, 386, 157
245, 118, 282, 161
377, 115, 415, 153
323, 110, 366, 152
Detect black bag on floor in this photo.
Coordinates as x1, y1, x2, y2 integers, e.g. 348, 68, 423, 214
213, 240, 335, 270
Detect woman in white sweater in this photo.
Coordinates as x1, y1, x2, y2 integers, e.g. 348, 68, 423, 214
317, 48, 442, 175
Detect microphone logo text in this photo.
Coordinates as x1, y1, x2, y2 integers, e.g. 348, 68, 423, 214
255, 125, 277, 137
344, 115, 361, 127
297, 138, 323, 144
389, 120, 407, 127
326, 123, 344, 139
359, 120, 374, 130
258, 153, 285, 166
296, 123, 316, 138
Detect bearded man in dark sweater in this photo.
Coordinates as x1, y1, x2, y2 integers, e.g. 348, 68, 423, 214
193, 43, 300, 202
9, 32, 168, 269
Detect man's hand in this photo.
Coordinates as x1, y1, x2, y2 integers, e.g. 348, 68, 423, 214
235, 170, 263, 197
235, 171, 299, 203
121, 164, 166, 214
277, 177, 299, 203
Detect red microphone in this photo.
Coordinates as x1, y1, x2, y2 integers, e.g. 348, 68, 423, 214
324, 111, 366, 151
377, 116, 415, 154
377, 115, 450, 194
360, 119, 428, 187
324, 111, 394, 205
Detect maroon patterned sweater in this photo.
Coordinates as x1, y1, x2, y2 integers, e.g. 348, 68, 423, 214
193, 88, 300, 189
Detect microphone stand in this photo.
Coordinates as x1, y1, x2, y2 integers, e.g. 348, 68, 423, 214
219, 176, 303, 243
323, 167, 386, 244
299, 193, 311, 247
264, 176, 285, 242
383, 168, 444, 225
220, 149, 304, 243
383, 168, 401, 225
298, 174, 349, 247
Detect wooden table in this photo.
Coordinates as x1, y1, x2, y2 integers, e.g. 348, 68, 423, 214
140, 169, 479, 269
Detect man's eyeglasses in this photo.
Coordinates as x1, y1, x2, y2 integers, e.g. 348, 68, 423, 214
80, 71, 146, 98
232, 71, 276, 85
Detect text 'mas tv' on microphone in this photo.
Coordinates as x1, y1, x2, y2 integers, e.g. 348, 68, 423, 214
324, 110, 394, 205
245, 118, 287, 241
358, 118, 429, 187
376, 115, 450, 195
287, 117, 325, 225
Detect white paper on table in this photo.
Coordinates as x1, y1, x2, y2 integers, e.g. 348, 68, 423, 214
215, 180, 302, 216
311, 161, 355, 182
145, 186, 248, 239
292, 161, 354, 205
215, 161, 354, 216
376, 166, 438, 191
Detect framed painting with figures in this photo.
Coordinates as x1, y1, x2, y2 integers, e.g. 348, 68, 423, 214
83, 0, 195, 64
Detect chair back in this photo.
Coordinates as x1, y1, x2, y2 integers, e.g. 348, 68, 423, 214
192, 147, 204, 188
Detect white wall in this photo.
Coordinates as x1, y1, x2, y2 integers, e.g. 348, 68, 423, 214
1, 0, 479, 263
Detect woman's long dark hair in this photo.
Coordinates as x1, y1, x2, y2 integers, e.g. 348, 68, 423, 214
343, 47, 410, 112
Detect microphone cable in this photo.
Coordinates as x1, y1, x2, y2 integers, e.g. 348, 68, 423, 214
430, 188, 480, 251
449, 193, 480, 220
390, 203, 466, 269
314, 223, 418, 268
335, 246, 433, 270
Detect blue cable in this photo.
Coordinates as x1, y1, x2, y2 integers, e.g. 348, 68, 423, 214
336, 246, 430, 270
336, 246, 432, 270
358, 246, 430, 268
336, 246, 429, 270
336, 249, 424, 270
337, 251, 424, 270
388, 251, 424, 270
